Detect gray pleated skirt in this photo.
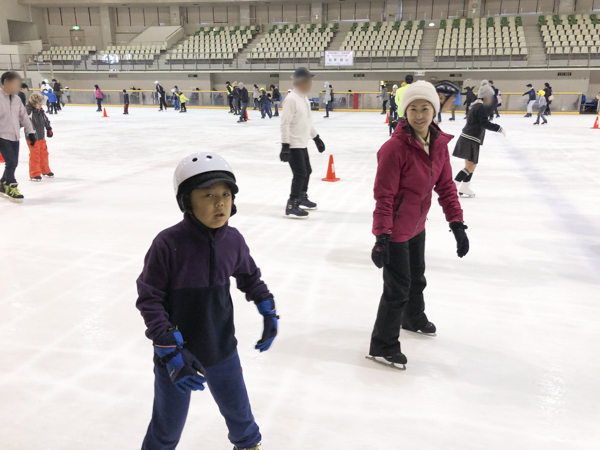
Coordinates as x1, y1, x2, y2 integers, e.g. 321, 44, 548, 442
453, 136, 481, 164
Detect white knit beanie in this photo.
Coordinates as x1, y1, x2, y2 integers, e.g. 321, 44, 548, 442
402, 80, 441, 117
477, 80, 494, 99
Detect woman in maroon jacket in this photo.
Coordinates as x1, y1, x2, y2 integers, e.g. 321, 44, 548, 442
368, 81, 470, 369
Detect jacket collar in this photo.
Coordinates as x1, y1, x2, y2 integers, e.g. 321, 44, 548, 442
183, 211, 229, 241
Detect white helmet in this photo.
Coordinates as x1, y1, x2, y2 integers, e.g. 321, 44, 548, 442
173, 153, 238, 212
154, 81, 159, 84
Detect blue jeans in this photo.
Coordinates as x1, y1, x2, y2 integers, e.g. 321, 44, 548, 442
174, 98, 179, 110
142, 350, 260, 450
325, 101, 333, 116
0, 138, 20, 185
261, 102, 272, 118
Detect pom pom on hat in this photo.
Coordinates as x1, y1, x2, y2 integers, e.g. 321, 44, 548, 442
401, 80, 441, 117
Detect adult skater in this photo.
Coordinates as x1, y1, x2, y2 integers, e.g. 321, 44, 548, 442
380, 84, 389, 114
448, 89, 461, 121
324, 81, 332, 118
368, 81, 468, 369
435, 80, 461, 124
488, 80, 500, 119
533, 90, 548, 126
253, 84, 260, 110
52, 78, 64, 109
122, 89, 129, 115
523, 84, 536, 118
137, 152, 277, 450
270, 84, 282, 116
94, 85, 103, 112
259, 88, 272, 119
463, 85, 476, 117
388, 84, 399, 136
280, 67, 325, 218
453, 80, 506, 198
154, 81, 167, 111
0, 71, 36, 202
226, 81, 234, 113
237, 82, 249, 123
18, 83, 28, 106
394, 74, 414, 120
232, 82, 240, 116
543, 82, 553, 115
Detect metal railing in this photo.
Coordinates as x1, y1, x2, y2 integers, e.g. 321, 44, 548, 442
1, 46, 599, 73
34, 89, 583, 113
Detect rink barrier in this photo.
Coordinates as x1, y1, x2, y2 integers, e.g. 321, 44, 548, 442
38, 89, 584, 113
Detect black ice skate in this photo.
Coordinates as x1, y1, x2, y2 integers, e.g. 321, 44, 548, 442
366, 352, 407, 370
403, 321, 437, 336
1, 182, 24, 203
30, 176, 42, 182
233, 444, 261, 450
285, 198, 309, 218
43, 172, 54, 178
299, 192, 317, 210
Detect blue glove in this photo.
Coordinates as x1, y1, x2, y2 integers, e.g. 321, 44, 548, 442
255, 298, 278, 352
153, 328, 207, 394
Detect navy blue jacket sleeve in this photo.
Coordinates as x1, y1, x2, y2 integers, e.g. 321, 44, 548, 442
136, 237, 172, 340
233, 236, 272, 303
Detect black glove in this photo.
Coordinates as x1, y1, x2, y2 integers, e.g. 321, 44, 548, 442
313, 135, 325, 153
280, 143, 290, 162
371, 234, 390, 269
449, 221, 469, 258
46, 128, 53, 138
28, 133, 36, 146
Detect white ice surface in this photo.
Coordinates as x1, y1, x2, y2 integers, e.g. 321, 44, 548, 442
1, 106, 599, 449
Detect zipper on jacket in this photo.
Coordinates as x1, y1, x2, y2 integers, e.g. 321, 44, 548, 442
393, 196, 404, 223
209, 233, 216, 287
413, 156, 434, 235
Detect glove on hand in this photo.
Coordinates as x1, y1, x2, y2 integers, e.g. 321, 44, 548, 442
313, 135, 326, 153
371, 234, 390, 269
255, 298, 278, 352
28, 133, 37, 146
154, 328, 206, 394
449, 221, 470, 258
47, 128, 53, 138
280, 144, 290, 162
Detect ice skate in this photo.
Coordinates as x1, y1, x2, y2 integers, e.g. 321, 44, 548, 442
43, 172, 54, 178
366, 352, 407, 370
233, 444, 261, 450
403, 321, 437, 336
458, 182, 476, 198
285, 198, 309, 219
1, 183, 24, 203
30, 176, 42, 182
299, 192, 317, 210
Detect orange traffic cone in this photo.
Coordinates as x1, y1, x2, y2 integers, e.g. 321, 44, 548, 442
322, 155, 340, 182
103, 108, 108, 118
385, 113, 389, 124
245, 110, 250, 121
592, 116, 599, 129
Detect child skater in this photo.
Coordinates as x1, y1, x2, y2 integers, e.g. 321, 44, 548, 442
25, 93, 54, 182
177, 90, 188, 113
42, 88, 58, 114
136, 152, 277, 450
123, 89, 129, 115
452, 80, 506, 198
368, 81, 469, 370
259, 88, 272, 119
533, 90, 548, 125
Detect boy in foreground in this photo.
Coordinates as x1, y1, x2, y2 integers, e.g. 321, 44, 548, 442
136, 152, 278, 450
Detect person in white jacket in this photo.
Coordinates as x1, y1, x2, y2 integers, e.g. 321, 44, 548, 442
280, 67, 326, 218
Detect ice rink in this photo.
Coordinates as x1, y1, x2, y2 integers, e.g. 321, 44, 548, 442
1, 105, 599, 449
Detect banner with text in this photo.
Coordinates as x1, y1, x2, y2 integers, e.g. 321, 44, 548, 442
324, 51, 354, 66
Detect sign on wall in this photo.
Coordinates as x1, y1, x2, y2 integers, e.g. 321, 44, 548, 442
325, 51, 354, 67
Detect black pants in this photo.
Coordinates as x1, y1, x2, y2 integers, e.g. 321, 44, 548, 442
239, 100, 248, 120
228, 96, 234, 111
489, 103, 499, 119
288, 148, 312, 199
370, 230, 428, 356
96, 99, 102, 111
544, 100, 552, 115
180, 102, 186, 112
382, 100, 388, 113
159, 95, 167, 110
0, 138, 20, 185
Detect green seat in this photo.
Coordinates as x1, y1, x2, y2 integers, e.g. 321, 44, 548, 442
418, 20, 425, 30
452, 19, 460, 29
515, 16, 523, 27
440, 19, 447, 29
405, 20, 413, 30
466, 18, 473, 28
486, 17, 494, 28
501, 17, 508, 27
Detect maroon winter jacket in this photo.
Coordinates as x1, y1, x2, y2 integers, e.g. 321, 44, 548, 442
373, 120, 463, 242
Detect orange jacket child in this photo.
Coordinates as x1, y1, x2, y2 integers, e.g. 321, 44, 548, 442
26, 92, 54, 181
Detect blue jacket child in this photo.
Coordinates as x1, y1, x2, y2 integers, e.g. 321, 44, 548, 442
136, 152, 277, 450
